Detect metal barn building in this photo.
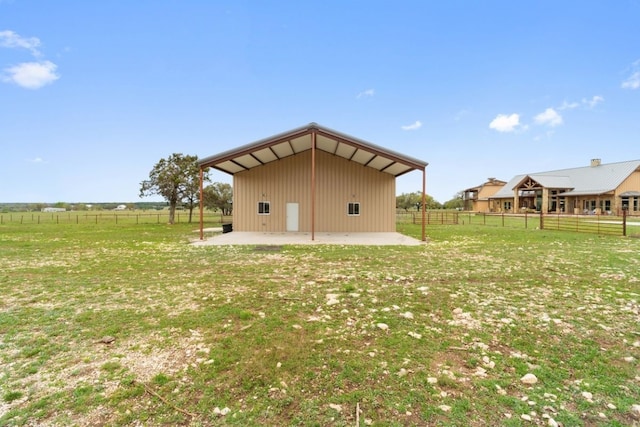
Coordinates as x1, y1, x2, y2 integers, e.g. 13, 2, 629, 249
197, 123, 429, 241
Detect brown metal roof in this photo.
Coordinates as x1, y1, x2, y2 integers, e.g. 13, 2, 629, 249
198, 122, 428, 177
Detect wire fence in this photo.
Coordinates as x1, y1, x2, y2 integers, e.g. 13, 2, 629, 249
4, 210, 638, 238
0, 211, 232, 226
457, 212, 539, 229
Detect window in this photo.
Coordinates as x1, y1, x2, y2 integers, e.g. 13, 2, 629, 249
347, 202, 360, 216
258, 201, 270, 215
621, 197, 629, 210
504, 201, 512, 211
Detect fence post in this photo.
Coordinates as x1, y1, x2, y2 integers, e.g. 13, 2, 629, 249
623, 208, 627, 236
540, 211, 544, 230
502, 213, 505, 227
525, 211, 528, 229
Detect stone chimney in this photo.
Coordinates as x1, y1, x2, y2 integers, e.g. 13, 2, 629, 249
590, 158, 601, 167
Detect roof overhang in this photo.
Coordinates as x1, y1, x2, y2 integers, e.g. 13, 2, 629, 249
619, 191, 640, 197
559, 189, 614, 196
198, 123, 428, 177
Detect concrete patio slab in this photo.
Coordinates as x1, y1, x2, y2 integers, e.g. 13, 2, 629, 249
191, 230, 424, 246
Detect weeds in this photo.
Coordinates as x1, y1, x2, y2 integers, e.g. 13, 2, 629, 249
0, 221, 639, 425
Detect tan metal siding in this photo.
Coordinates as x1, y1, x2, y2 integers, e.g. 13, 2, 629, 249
233, 150, 395, 232
616, 169, 640, 195
316, 150, 395, 232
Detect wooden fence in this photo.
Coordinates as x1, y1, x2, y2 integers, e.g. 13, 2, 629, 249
396, 211, 459, 225
399, 210, 639, 237
540, 210, 634, 237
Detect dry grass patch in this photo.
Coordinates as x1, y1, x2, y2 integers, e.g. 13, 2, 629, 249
1, 222, 639, 425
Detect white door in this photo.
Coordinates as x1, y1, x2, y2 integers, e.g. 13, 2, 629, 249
286, 203, 299, 232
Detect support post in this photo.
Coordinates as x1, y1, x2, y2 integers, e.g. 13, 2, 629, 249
311, 130, 316, 241
421, 167, 426, 241
199, 167, 204, 240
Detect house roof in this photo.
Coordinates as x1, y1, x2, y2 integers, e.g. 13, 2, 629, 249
525, 174, 574, 189
198, 123, 428, 177
490, 160, 640, 198
463, 178, 506, 193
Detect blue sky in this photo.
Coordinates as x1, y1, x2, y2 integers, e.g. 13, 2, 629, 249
1, 1, 639, 204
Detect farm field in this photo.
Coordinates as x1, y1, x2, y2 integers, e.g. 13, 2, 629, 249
1, 219, 639, 426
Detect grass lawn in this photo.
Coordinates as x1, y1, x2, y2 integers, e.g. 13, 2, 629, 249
1, 220, 639, 426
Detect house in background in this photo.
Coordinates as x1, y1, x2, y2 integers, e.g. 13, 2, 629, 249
463, 177, 507, 212
487, 159, 640, 215
197, 123, 429, 240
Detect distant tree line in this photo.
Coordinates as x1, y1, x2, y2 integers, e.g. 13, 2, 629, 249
396, 191, 464, 211
0, 202, 169, 213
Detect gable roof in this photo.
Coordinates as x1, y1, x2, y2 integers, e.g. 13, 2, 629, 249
516, 174, 574, 189
463, 178, 506, 192
198, 122, 428, 177
490, 160, 640, 198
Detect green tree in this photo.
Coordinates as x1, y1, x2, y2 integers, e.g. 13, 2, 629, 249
139, 153, 209, 224
203, 182, 233, 215
396, 192, 441, 211
443, 191, 464, 210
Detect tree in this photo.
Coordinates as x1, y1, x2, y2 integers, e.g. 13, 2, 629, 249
396, 192, 421, 212
203, 182, 233, 215
139, 153, 209, 224
443, 191, 465, 210
396, 192, 441, 211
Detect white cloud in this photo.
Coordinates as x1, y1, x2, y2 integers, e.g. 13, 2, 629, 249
0, 30, 42, 56
621, 60, 640, 89
622, 72, 640, 89
0, 30, 59, 89
558, 100, 580, 110
357, 88, 375, 98
454, 109, 470, 121
28, 157, 46, 163
401, 120, 422, 131
2, 60, 60, 89
559, 95, 604, 110
583, 95, 604, 108
489, 113, 520, 132
534, 108, 563, 127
